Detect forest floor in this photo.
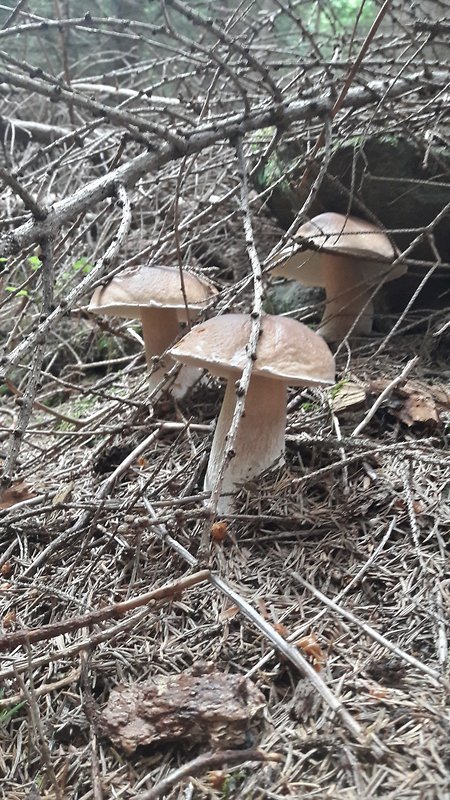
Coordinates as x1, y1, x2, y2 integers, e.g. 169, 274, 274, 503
1, 3, 449, 796
1, 254, 449, 799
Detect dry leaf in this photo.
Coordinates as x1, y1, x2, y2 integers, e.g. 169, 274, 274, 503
52, 482, 74, 507
0, 481, 35, 509
366, 379, 445, 428
432, 385, 450, 409
219, 604, 239, 621
297, 633, 325, 670
273, 623, 289, 638
398, 389, 439, 427
2, 609, 16, 628
208, 771, 226, 790
368, 687, 391, 700
332, 382, 367, 414
0, 562, 12, 577
256, 598, 269, 619
211, 521, 228, 542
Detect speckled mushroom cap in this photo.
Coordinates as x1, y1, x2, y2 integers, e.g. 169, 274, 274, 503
89, 265, 218, 319
169, 313, 335, 387
271, 212, 403, 287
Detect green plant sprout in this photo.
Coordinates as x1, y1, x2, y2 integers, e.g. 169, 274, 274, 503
27, 255, 42, 270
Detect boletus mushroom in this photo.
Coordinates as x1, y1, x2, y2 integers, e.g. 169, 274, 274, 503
89, 265, 217, 398
169, 313, 335, 513
269, 212, 405, 341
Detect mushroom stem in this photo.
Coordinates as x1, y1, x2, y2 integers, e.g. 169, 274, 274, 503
204, 374, 287, 512
140, 307, 201, 398
318, 254, 374, 341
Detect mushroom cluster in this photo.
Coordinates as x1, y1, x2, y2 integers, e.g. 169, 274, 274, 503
89, 261, 336, 511
269, 212, 405, 342
88, 260, 339, 512
88, 211, 400, 512
89, 265, 217, 399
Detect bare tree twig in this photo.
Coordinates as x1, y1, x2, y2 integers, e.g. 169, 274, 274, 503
0, 0, 27, 29
291, 572, 443, 686
351, 357, 419, 437
1, 183, 131, 381
0, 166, 47, 220
80, 651, 104, 800
0, 73, 430, 259
203, 135, 265, 519
13, 658, 63, 800
0, 607, 152, 681
0, 669, 80, 708
138, 748, 283, 800
1, 235, 54, 485
0, 570, 209, 651
299, 0, 393, 189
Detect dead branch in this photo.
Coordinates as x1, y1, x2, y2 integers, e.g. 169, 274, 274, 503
138, 748, 283, 800
0, 73, 435, 259
291, 573, 443, 686
0, 570, 209, 651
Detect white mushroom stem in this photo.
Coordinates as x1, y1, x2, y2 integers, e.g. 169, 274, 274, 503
140, 307, 201, 399
204, 374, 287, 512
318, 254, 374, 341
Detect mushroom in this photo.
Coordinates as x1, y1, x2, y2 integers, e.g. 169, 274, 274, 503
269, 212, 404, 341
89, 265, 218, 398
169, 313, 335, 513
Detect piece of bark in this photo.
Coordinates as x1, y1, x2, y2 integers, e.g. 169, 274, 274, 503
100, 665, 265, 754
0, 481, 35, 509
366, 379, 449, 427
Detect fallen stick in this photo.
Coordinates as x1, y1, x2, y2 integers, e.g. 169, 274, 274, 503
0, 570, 209, 651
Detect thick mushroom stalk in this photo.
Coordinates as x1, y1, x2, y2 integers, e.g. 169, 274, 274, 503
169, 313, 335, 514
268, 213, 400, 344
204, 375, 287, 513
141, 307, 201, 399
88, 265, 217, 401
318, 255, 375, 341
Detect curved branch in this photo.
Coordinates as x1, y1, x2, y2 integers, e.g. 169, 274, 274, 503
0, 73, 429, 261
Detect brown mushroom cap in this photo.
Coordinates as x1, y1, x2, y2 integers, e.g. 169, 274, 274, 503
271, 212, 402, 286
169, 313, 335, 387
89, 265, 217, 318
